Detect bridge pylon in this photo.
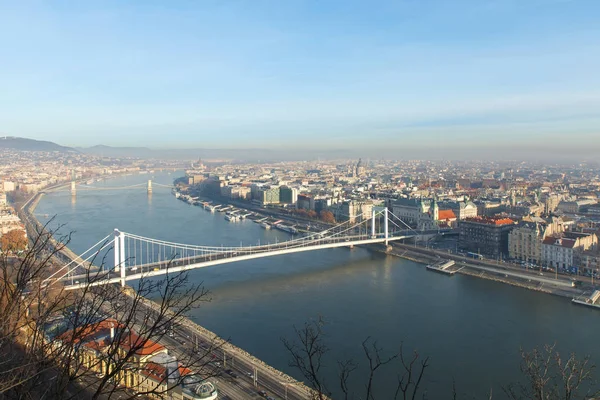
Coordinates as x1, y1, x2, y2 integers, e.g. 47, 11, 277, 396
147, 179, 152, 194
70, 181, 76, 196
114, 229, 126, 287
384, 207, 389, 245
371, 209, 376, 238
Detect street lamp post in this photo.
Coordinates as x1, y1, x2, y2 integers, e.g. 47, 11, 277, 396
279, 381, 301, 400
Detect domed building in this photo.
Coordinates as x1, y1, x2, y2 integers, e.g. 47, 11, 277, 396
182, 379, 218, 400
355, 158, 366, 177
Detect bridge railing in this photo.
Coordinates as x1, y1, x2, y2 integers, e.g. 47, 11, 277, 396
59, 208, 430, 288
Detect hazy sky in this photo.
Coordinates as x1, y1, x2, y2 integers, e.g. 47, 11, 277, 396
1, 0, 599, 155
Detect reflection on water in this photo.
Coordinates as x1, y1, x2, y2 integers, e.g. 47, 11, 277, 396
195, 251, 394, 302
34, 171, 600, 399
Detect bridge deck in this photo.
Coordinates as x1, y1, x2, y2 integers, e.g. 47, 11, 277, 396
62, 235, 410, 290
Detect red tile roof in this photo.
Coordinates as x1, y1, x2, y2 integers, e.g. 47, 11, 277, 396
465, 216, 514, 226
438, 209, 456, 220
120, 331, 165, 356
138, 362, 193, 383
58, 318, 164, 357
139, 362, 167, 382
58, 318, 121, 344
542, 236, 577, 248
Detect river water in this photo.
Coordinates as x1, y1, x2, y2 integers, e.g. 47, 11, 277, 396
35, 171, 600, 399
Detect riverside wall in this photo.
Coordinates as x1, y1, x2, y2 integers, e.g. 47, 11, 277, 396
24, 179, 318, 400
124, 287, 317, 399
369, 243, 586, 301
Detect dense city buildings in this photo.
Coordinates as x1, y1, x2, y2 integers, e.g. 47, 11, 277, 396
3, 143, 600, 398
172, 157, 600, 271
458, 216, 516, 258
0, 147, 186, 254
2, 146, 600, 271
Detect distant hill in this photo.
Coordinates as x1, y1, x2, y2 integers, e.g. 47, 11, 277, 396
0, 136, 74, 152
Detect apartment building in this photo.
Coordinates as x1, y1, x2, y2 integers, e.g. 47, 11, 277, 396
508, 217, 564, 264
541, 232, 598, 270
53, 319, 217, 400
459, 216, 516, 257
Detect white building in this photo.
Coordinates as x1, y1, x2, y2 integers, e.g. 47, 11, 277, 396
438, 200, 478, 220
542, 237, 577, 270
557, 199, 597, 214
2, 181, 16, 192
542, 232, 598, 270
334, 200, 373, 223
390, 198, 439, 230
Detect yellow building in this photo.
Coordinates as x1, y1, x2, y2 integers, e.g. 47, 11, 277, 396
508, 217, 564, 265
56, 318, 217, 400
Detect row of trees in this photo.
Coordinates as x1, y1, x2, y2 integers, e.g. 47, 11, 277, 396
292, 209, 337, 224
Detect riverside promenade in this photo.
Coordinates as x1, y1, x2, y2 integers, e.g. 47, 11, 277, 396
381, 242, 587, 301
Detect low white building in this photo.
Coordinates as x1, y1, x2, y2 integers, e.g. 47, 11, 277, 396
542, 237, 577, 270
542, 232, 598, 270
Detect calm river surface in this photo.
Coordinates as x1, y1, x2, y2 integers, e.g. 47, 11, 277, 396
35, 171, 600, 399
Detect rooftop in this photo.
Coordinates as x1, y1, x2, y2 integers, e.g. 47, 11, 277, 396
464, 216, 515, 226
438, 209, 456, 220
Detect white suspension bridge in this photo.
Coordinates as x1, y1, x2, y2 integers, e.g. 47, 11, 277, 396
49, 179, 174, 195
43, 208, 442, 291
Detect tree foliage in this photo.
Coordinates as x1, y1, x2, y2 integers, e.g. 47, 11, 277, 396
319, 210, 336, 224
0, 229, 27, 253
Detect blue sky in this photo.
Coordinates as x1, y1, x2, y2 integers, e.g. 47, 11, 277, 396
1, 0, 599, 153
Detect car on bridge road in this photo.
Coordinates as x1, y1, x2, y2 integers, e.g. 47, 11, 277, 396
224, 369, 238, 378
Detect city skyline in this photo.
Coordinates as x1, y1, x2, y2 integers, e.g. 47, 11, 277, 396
1, 1, 599, 156
3, 124, 600, 398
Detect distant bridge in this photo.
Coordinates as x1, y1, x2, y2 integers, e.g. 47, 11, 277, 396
48, 180, 173, 195
43, 209, 451, 290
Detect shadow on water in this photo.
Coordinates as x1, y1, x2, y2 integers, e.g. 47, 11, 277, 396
34, 171, 600, 399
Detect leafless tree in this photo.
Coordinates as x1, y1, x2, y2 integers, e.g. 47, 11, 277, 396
504, 344, 600, 400
393, 342, 429, 400
282, 316, 331, 400
282, 318, 429, 400
0, 220, 221, 399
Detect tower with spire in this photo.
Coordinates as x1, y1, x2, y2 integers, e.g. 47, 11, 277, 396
431, 198, 439, 221
355, 158, 365, 177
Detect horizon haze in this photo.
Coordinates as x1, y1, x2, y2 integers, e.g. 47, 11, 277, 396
1, 1, 599, 159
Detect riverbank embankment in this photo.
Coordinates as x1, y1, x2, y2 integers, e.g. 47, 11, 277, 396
370, 243, 587, 301
23, 175, 316, 400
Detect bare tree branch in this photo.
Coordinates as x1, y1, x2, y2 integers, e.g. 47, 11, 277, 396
0, 222, 219, 399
